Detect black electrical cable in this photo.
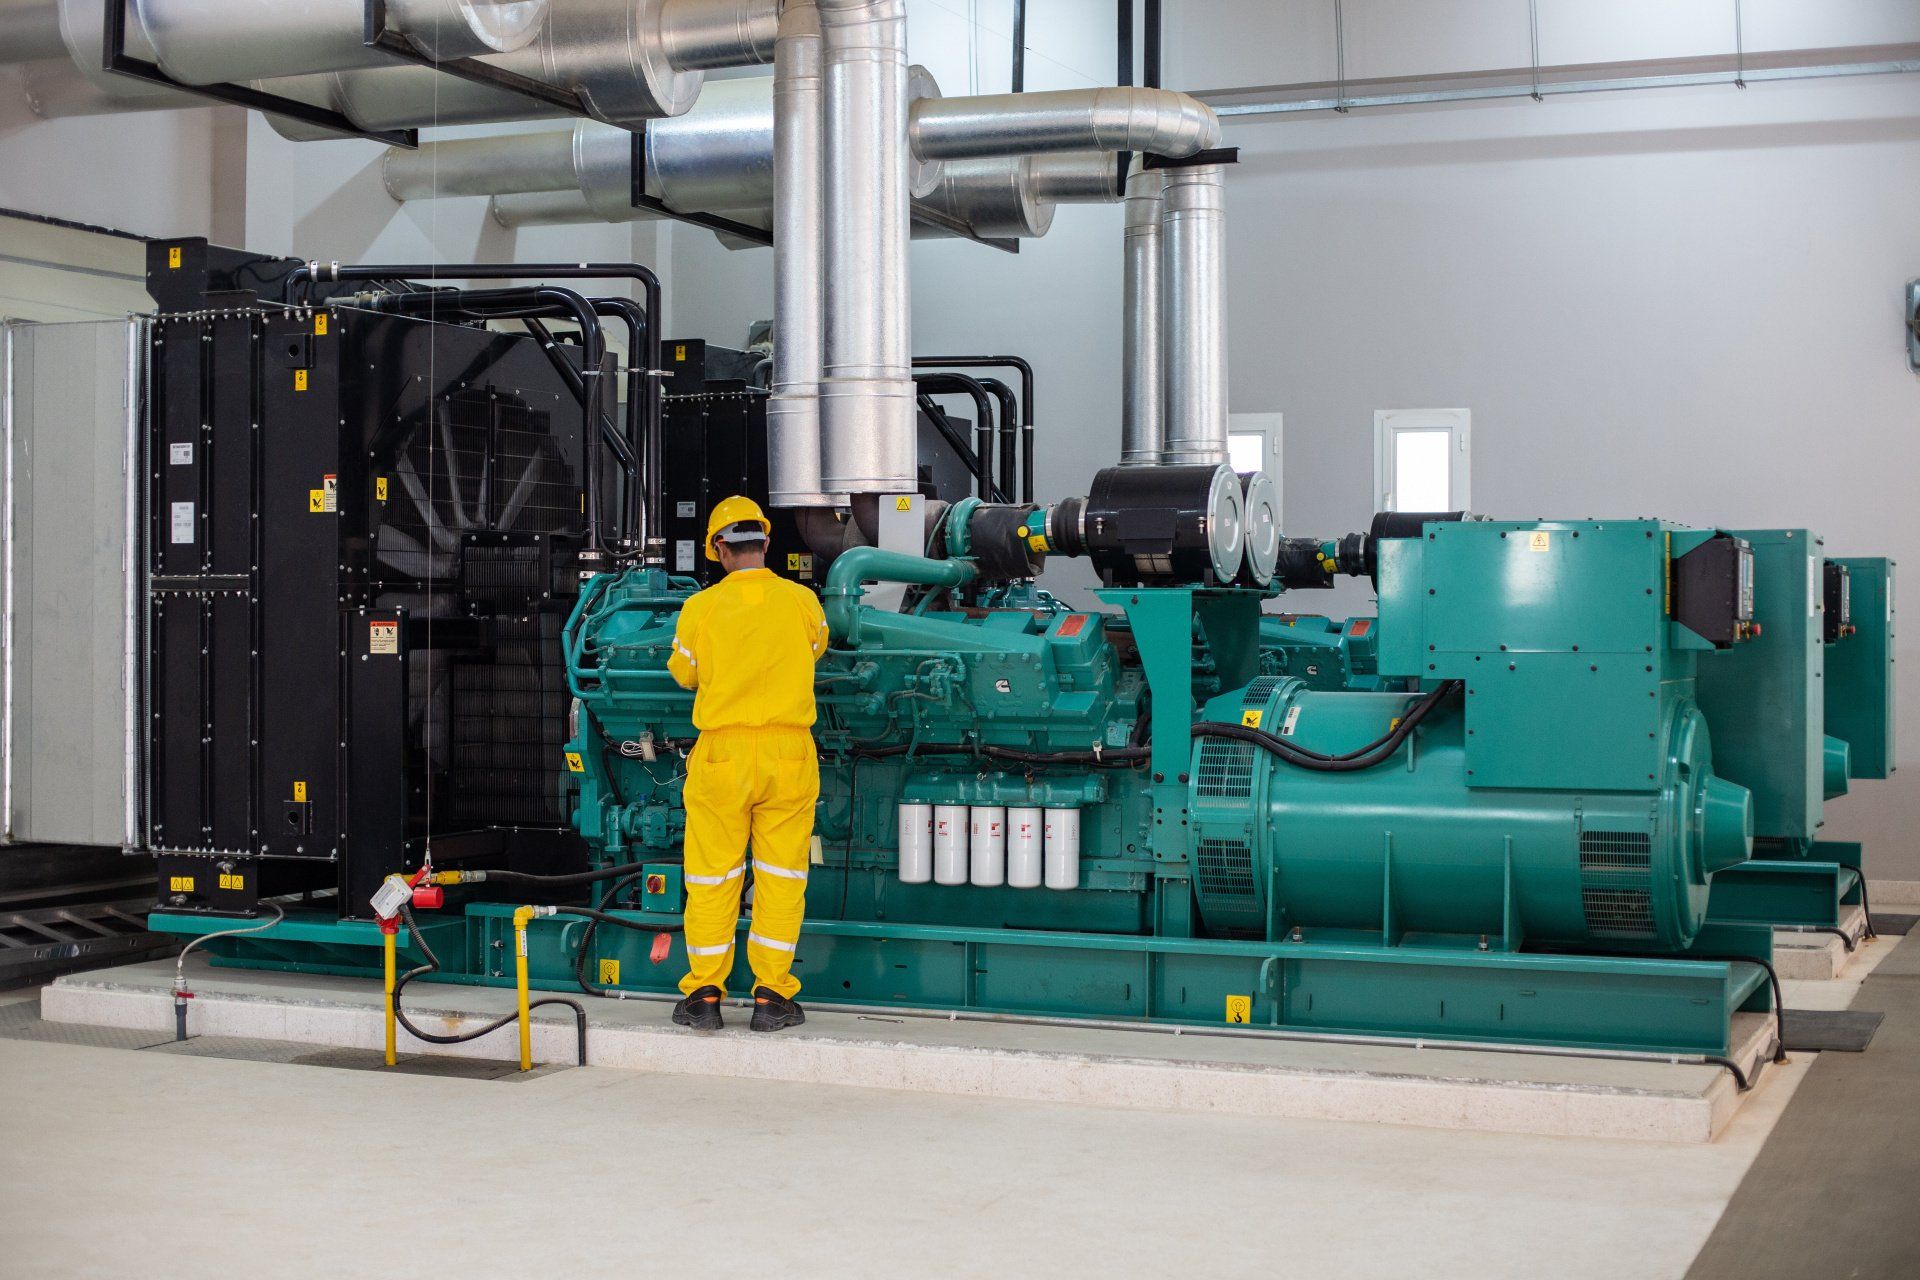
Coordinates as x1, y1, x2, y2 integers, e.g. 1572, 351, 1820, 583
1191, 681, 1461, 773
850, 741, 1149, 768
1858, 873, 1878, 941
391, 902, 590, 1066
1702, 1054, 1752, 1091
564, 890, 686, 1000
1692, 952, 1789, 1067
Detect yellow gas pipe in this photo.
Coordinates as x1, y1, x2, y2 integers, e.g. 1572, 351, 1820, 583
382, 924, 398, 1067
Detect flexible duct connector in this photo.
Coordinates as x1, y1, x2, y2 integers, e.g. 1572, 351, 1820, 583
768, 0, 833, 506
1121, 158, 1165, 466
126, 0, 548, 86
1160, 163, 1228, 466
909, 86, 1220, 162
818, 0, 915, 497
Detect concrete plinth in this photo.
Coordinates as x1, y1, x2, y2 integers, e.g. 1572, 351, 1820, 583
43, 956, 1781, 1144
1772, 903, 1872, 981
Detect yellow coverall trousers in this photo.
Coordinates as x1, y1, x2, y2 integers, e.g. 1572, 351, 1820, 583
679, 726, 818, 999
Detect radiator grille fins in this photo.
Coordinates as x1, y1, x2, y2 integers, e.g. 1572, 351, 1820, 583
1196, 838, 1256, 903
1578, 829, 1655, 940
1196, 679, 1284, 798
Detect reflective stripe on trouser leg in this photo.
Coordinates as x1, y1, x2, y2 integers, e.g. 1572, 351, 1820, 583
744, 730, 819, 1000
679, 737, 751, 998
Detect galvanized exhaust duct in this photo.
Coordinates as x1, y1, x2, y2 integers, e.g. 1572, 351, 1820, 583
910, 86, 1219, 161
767, 0, 831, 506
1120, 159, 1165, 466
123, 0, 548, 86
4, 0, 777, 130
1028, 152, 1125, 203
817, 0, 914, 497
1159, 162, 1229, 466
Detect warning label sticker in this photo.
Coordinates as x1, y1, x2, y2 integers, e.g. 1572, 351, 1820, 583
1056, 614, 1087, 638
170, 501, 194, 545
1528, 530, 1551, 552
1240, 709, 1263, 728
369, 620, 398, 655
564, 752, 585, 773
1225, 995, 1252, 1024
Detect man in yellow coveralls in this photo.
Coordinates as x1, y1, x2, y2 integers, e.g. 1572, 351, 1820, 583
667, 496, 827, 1031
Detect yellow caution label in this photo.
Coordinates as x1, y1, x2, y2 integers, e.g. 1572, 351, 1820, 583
1026, 534, 1050, 554
565, 751, 585, 773
1389, 717, 1402, 732
1225, 995, 1252, 1024
1528, 530, 1550, 552
376, 476, 388, 503
169, 875, 195, 893
294, 369, 309, 392
674, 344, 687, 361
786, 552, 814, 573
314, 314, 329, 336
895, 496, 912, 512
308, 489, 328, 513
598, 958, 620, 986
369, 621, 399, 655
1240, 709, 1263, 728
293, 781, 308, 803
167, 246, 181, 269
218, 872, 245, 891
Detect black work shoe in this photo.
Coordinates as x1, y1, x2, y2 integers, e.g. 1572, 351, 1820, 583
750, 987, 805, 1032
672, 986, 724, 1030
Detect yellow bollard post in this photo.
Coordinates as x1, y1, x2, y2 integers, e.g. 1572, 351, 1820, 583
513, 905, 535, 1071
382, 924, 398, 1067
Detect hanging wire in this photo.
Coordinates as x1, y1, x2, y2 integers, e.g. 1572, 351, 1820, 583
1528, 0, 1543, 102
1333, 0, 1349, 113
1733, 0, 1747, 88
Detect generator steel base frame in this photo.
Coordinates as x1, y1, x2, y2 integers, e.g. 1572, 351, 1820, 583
150, 906, 1774, 1057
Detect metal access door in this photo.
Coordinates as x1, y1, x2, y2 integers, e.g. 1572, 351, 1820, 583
1, 318, 145, 850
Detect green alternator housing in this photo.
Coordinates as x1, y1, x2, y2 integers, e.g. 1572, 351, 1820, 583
1194, 519, 1755, 951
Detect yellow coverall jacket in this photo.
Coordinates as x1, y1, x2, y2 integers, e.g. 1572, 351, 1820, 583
667, 567, 828, 999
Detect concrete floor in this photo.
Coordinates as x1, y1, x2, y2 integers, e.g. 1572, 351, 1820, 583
0, 981, 1827, 1280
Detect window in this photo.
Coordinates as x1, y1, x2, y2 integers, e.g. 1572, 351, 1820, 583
1228, 412, 1281, 477
1374, 409, 1470, 513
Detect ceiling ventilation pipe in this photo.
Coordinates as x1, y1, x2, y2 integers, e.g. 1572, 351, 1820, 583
121, 0, 549, 85
767, 0, 832, 507
1120, 159, 1165, 466
910, 86, 1219, 161
817, 0, 915, 497
1159, 161, 1229, 466
4, 0, 775, 129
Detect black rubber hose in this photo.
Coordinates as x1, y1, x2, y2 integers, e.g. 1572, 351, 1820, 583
573, 870, 651, 998
391, 903, 589, 1066
472, 860, 658, 889
1192, 681, 1461, 773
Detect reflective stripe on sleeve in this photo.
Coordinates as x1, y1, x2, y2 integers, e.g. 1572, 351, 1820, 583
673, 640, 697, 667
685, 866, 745, 887
752, 859, 807, 881
746, 931, 795, 953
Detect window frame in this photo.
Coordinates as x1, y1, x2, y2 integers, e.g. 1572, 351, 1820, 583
1373, 408, 1471, 513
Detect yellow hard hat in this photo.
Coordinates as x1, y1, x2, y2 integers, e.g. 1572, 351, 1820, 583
704, 495, 772, 561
